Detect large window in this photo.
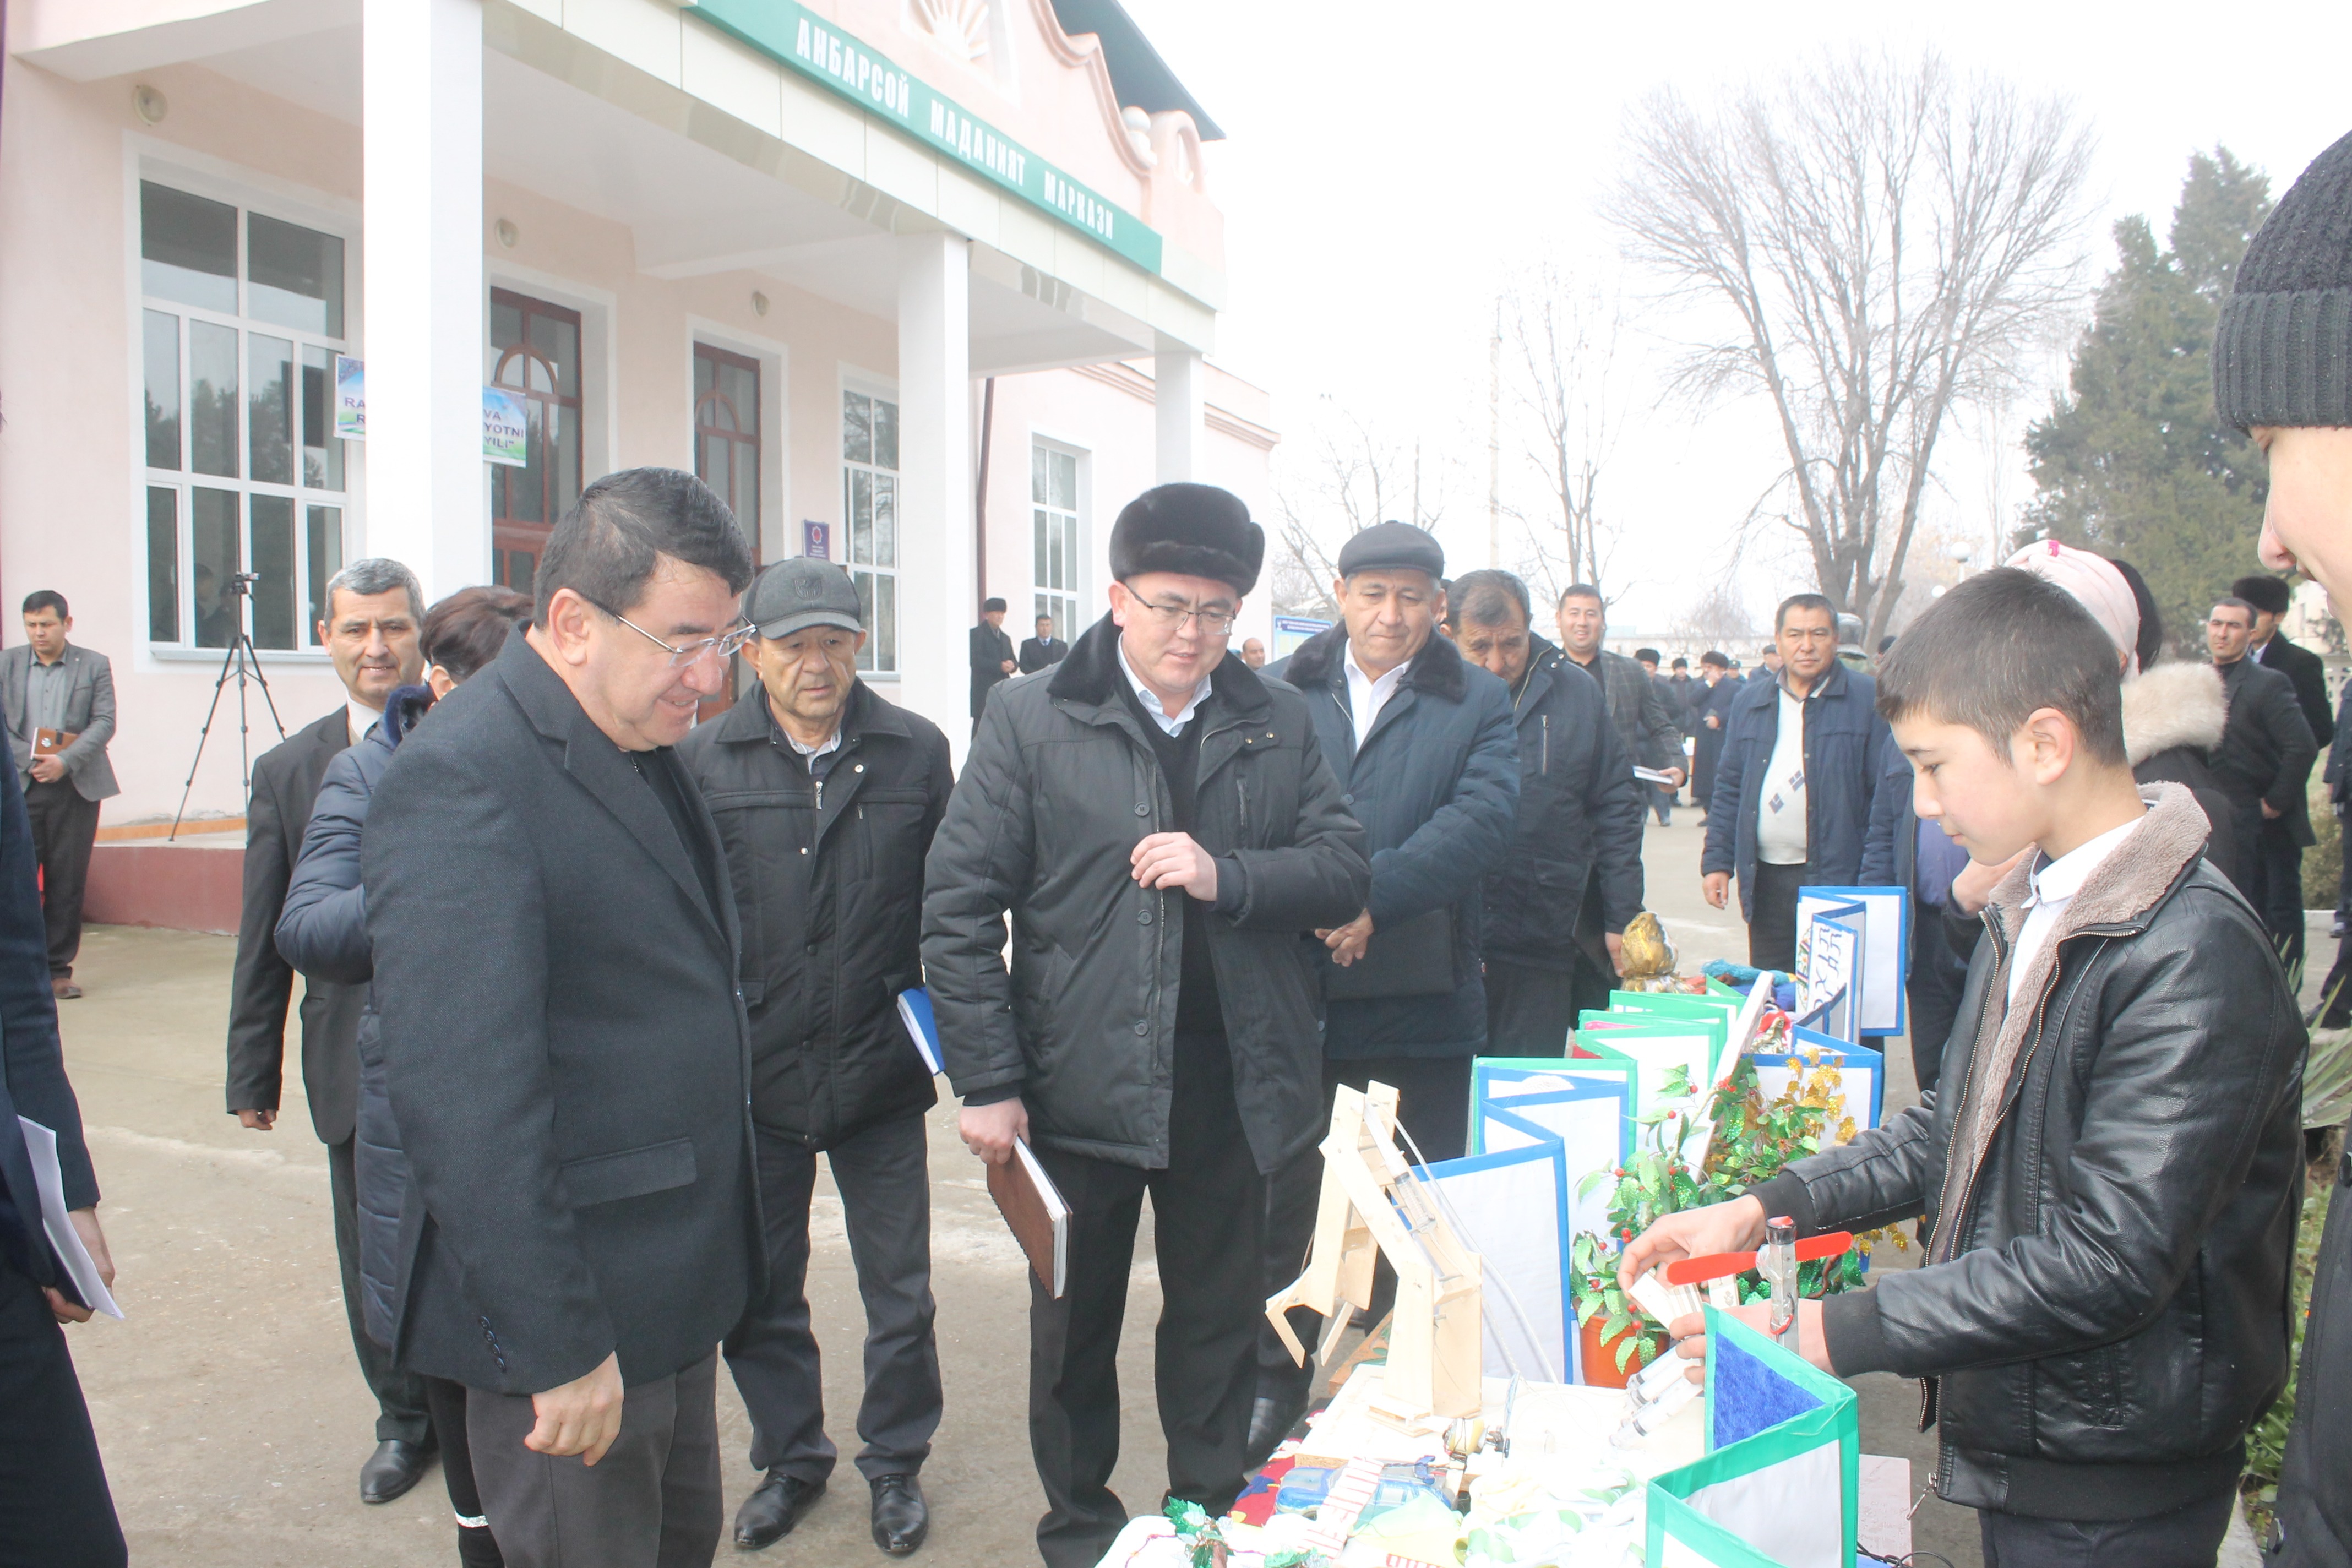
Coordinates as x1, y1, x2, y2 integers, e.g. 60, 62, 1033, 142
488, 290, 584, 598
139, 180, 347, 651
842, 388, 899, 674
693, 345, 761, 545
1032, 443, 1082, 639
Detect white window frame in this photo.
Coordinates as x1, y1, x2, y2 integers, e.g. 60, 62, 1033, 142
130, 158, 358, 662
840, 368, 901, 677
1028, 435, 1087, 644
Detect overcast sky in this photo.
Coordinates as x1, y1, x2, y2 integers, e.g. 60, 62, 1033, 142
1121, 0, 2352, 637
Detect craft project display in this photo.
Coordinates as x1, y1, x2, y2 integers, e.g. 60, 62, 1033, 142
1792, 885, 1909, 1036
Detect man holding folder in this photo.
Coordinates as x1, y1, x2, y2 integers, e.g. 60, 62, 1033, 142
923, 484, 1368, 1568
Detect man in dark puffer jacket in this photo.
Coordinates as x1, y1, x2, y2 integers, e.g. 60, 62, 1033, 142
1626, 569, 2304, 1568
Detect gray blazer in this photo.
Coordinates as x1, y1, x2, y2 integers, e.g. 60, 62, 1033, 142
0, 643, 119, 801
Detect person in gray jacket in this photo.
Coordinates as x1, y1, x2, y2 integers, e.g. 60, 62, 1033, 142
1, 591, 118, 998
922, 483, 1368, 1568
277, 585, 532, 1568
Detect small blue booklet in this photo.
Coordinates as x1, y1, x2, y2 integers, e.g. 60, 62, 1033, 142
897, 987, 944, 1076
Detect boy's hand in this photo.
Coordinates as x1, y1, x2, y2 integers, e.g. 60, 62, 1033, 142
1663, 1299, 1833, 1380
1618, 1194, 1767, 1293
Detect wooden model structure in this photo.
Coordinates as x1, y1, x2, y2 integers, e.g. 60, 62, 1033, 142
1265, 1082, 1483, 1418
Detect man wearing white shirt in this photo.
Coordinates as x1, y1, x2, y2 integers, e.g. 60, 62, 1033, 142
222, 558, 435, 1503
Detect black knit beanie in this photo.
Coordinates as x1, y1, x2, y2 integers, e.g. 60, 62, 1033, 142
2214, 129, 2352, 431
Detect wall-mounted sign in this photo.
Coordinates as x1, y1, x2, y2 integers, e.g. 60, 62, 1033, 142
1273, 615, 1330, 660
333, 355, 365, 440
688, 0, 1166, 277
802, 519, 832, 559
483, 388, 529, 467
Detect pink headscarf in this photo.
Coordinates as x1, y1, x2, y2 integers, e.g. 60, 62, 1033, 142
2003, 540, 2142, 677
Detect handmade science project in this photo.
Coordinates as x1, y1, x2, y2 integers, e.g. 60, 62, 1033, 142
1793, 885, 1909, 1036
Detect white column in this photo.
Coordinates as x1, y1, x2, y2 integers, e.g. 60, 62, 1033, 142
895, 232, 974, 754
1154, 342, 1204, 484
361, 0, 486, 601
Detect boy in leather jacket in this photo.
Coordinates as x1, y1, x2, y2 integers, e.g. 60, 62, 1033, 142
1623, 568, 2305, 1568
2225, 126, 2352, 1568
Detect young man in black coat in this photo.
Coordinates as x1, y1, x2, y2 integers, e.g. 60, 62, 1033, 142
2206, 596, 2319, 983
364, 471, 761, 1568
679, 559, 954, 1556
1443, 569, 1643, 1050
221, 557, 436, 1502
969, 597, 1016, 733
1017, 612, 1070, 672
0, 752, 124, 1566
924, 484, 1368, 1568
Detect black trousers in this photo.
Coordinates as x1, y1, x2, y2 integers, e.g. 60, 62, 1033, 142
1483, 960, 1580, 1058
1745, 858, 1811, 973
0, 1259, 125, 1568
1257, 1054, 1474, 1401
1903, 897, 1971, 1095
725, 1113, 941, 1485
2253, 816, 2309, 987
422, 1375, 503, 1562
326, 1136, 431, 1444
1027, 1033, 1264, 1568
22, 778, 98, 978
467, 1352, 721, 1568
1977, 1483, 2234, 1567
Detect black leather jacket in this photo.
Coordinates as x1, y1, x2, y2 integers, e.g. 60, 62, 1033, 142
1754, 785, 2305, 1520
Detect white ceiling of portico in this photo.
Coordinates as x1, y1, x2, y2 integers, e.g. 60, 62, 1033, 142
184, 17, 1154, 374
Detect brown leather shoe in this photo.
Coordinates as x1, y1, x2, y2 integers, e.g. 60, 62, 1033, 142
51, 976, 81, 1000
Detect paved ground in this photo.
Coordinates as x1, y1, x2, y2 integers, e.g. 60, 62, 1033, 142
52, 806, 2320, 1564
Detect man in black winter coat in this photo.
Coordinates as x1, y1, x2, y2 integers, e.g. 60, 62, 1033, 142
2207, 596, 2319, 981
2237, 574, 2335, 984
679, 559, 953, 1556
923, 484, 1368, 1568
1444, 570, 1643, 1049
970, 597, 1016, 733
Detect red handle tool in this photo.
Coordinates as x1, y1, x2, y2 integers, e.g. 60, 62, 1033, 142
1661, 1231, 1854, 1287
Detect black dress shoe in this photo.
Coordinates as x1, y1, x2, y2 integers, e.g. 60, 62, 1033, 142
734, 1472, 824, 1550
869, 1474, 928, 1556
1243, 1387, 1310, 1473
359, 1438, 437, 1504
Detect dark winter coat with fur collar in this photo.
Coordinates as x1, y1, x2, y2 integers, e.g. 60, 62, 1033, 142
1753, 784, 2305, 1521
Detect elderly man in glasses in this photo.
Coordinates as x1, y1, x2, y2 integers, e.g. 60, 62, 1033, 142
678, 559, 955, 1556
924, 484, 1369, 1568
362, 469, 762, 1568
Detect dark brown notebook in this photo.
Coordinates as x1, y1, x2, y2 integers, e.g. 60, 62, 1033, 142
987, 1139, 1069, 1298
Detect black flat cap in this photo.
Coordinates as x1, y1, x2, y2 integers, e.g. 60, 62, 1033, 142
1109, 483, 1262, 595
1336, 520, 1444, 580
748, 558, 864, 639
2231, 574, 2294, 616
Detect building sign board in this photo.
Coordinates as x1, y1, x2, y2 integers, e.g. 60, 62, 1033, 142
334, 355, 365, 440
687, 0, 1165, 277
1273, 615, 1329, 660
803, 519, 832, 559
482, 388, 530, 467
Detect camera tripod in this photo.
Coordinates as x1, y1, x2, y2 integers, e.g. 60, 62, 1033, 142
168, 573, 288, 841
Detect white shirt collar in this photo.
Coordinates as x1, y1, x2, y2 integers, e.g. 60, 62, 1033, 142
1116, 638, 1209, 736
2024, 815, 2145, 912
1344, 649, 1411, 753
784, 725, 842, 760
347, 696, 384, 747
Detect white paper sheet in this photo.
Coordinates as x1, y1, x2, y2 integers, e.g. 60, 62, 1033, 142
1796, 886, 1909, 1035
1417, 1145, 1569, 1383
15, 1118, 120, 1319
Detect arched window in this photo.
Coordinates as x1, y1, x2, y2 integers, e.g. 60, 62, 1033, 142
488, 290, 582, 597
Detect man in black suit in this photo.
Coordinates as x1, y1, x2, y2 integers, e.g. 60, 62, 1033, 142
970, 597, 1015, 733
2208, 595, 2320, 983
364, 470, 760, 1567
222, 557, 434, 1503
0, 751, 126, 1566
1018, 612, 1069, 673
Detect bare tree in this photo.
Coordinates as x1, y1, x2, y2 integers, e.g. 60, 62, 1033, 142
1269, 404, 1447, 620
1669, 580, 1759, 653
1608, 50, 2092, 645
1503, 271, 1628, 597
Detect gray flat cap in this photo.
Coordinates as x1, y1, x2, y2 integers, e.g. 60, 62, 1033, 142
748, 557, 863, 639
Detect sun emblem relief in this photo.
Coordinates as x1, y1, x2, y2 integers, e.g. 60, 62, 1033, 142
910, 0, 991, 63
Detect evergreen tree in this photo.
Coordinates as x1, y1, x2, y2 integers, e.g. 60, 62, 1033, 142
2022, 149, 2273, 652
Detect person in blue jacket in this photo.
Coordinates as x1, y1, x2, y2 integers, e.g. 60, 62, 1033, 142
0, 728, 124, 1565
1255, 521, 1517, 1460
1701, 592, 1904, 972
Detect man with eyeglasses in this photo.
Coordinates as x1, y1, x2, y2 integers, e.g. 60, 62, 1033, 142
1702, 592, 1905, 972
362, 469, 761, 1567
924, 483, 1368, 1568
678, 558, 954, 1556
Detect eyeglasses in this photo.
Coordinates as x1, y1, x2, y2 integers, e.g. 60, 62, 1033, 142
594, 602, 755, 667
1129, 597, 1238, 636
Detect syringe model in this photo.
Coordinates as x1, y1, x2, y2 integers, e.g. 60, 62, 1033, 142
1761, 1216, 1799, 1354
1612, 1345, 1698, 1445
